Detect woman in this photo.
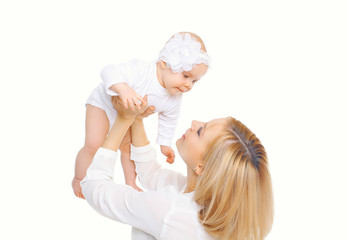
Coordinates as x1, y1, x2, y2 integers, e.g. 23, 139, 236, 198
81, 96, 273, 240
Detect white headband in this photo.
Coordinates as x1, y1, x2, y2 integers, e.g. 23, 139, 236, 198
158, 33, 210, 73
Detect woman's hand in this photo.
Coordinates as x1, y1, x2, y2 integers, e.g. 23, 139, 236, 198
112, 95, 156, 121
111, 83, 144, 110
103, 96, 149, 151
112, 95, 148, 120
136, 105, 156, 120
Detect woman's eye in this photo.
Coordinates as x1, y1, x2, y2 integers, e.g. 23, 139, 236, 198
183, 74, 188, 78
192, 80, 198, 84
197, 127, 202, 136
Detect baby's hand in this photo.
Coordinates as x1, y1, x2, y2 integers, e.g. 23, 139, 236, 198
160, 145, 175, 164
112, 83, 144, 110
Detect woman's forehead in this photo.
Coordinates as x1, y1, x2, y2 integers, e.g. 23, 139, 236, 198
208, 118, 226, 125
205, 118, 226, 132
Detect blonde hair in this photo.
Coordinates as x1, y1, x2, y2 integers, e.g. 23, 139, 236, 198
194, 117, 273, 240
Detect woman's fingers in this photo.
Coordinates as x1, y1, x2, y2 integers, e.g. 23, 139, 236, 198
122, 98, 128, 109
133, 96, 142, 110
141, 106, 155, 118
114, 95, 151, 118
136, 94, 145, 106
113, 96, 130, 112
140, 95, 148, 109
128, 99, 135, 111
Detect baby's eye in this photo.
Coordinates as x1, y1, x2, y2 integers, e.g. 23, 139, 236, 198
192, 80, 198, 84
197, 127, 202, 136
183, 74, 189, 78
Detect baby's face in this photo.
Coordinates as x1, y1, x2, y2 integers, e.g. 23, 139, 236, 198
163, 63, 208, 95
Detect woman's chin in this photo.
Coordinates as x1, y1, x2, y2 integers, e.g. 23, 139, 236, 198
176, 138, 183, 149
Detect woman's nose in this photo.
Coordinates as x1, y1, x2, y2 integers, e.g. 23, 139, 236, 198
191, 120, 203, 130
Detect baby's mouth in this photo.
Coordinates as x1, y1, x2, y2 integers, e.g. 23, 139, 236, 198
177, 87, 186, 93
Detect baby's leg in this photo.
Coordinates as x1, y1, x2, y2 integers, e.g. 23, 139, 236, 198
119, 128, 142, 191
72, 104, 109, 198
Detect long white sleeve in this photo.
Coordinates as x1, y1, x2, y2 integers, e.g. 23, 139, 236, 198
131, 144, 186, 191
81, 145, 213, 240
81, 147, 176, 239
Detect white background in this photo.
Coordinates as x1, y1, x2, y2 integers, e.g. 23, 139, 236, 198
1, 0, 345, 239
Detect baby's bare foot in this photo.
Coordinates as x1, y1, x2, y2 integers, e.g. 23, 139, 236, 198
126, 182, 143, 192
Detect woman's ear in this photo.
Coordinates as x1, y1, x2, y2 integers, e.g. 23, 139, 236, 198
192, 164, 204, 176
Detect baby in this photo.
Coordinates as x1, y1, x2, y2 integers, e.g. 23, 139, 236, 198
72, 32, 210, 197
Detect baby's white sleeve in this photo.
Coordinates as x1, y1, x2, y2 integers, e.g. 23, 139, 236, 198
100, 63, 128, 96
100, 59, 145, 96
156, 98, 182, 146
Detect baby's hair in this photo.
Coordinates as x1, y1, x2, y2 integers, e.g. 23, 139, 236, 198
159, 32, 209, 73
168, 32, 207, 52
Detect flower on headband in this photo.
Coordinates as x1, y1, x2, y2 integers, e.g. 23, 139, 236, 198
158, 33, 210, 73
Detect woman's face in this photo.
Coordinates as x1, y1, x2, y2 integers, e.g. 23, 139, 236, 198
176, 118, 226, 170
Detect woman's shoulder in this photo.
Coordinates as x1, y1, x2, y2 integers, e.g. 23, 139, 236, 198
151, 187, 200, 213
147, 186, 195, 208
140, 188, 213, 239
148, 185, 184, 198
157, 190, 214, 239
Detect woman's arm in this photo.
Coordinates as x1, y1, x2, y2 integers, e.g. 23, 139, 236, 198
130, 117, 187, 191
102, 114, 134, 151
131, 118, 150, 147
81, 97, 172, 238
81, 147, 174, 239
102, 95, 150, 151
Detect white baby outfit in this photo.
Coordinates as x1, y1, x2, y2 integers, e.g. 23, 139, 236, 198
86, 59, 182, 146
81, 144, 215, 240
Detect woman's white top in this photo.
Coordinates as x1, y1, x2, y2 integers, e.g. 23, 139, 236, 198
81, 144, 214, 240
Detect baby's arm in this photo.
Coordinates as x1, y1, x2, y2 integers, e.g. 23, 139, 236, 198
160, 145, 175, 164
157, 98, 182, 164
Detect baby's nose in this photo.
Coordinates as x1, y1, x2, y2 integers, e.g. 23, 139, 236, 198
185, 80, 193, 89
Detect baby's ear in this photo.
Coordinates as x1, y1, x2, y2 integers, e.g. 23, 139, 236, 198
160, 60, 167, 69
